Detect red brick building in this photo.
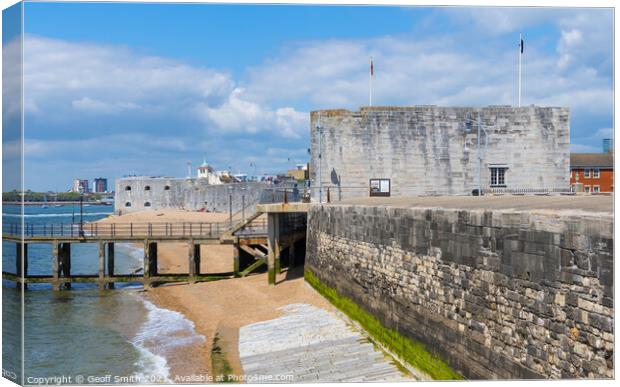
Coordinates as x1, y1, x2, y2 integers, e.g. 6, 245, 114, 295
570, 152, 613, 193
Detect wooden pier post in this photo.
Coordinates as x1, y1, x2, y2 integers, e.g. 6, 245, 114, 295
143, 240, 150, 286
107, 243, 115, 289
60, 243, 71, 289
267, 213, 280, 285
98, 242, 105, 289
16, 242, 28, 289
52, 242, 60, 291
188, 242, 201, 279
233, 243, 240, 277
274, 235, 281, 275
149, 243, 158, 277
144, 241, 158, 287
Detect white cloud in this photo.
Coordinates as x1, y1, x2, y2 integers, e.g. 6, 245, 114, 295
24, 35, 234, 104
555, 10, 613, 76
22, 34, 306, 139
442, 8, 567, 35
244, 28, 611, 124
192, 87, 306, 138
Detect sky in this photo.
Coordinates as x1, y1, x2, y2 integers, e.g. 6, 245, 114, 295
1, 1, 614, 191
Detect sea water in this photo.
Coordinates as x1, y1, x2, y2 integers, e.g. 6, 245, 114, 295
2, 205, 204, 384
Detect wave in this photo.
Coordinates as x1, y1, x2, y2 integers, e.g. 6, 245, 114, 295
115, 243, 144, 269
130, 298, 206, 383
2, 212, 113, 218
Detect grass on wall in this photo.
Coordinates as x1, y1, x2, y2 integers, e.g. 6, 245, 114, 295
304, 269, 463, 381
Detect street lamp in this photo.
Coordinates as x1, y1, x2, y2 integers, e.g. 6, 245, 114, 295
79, 189, 84, 237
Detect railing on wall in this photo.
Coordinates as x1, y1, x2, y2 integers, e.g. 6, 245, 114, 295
258, 185, 369, 204
482, 187, 575, 195
258, 185, 578, 203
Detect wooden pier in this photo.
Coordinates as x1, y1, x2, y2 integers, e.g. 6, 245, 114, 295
2, 220, 240, 290
3, 206, 310, 289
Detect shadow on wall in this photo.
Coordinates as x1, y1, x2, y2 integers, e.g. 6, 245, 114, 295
331, 168, 341, 186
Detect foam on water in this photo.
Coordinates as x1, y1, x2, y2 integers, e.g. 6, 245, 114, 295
131, 345, 171, 384
130, 297, 206, 383
114, 243, 146, 271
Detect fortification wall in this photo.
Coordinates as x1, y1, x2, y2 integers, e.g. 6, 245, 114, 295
114, 178, 271, 214
306, 204, 613, 379
309, 106, 570, 199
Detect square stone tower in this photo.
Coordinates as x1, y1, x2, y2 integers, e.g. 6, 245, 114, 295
310, 106, 570, 199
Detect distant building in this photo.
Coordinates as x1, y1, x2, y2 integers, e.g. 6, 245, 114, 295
196, 160, 222, 185
288, 163, 309, 181
93, 177, 108, 193
570, 152, 613, 193
72, 178, 90, 193
115, 177, 270, 213
196, 159, 240, 185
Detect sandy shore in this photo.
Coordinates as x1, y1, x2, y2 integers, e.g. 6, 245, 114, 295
99, 208, 234, 224
147, 267, 333, 380
96, 209, 236, 273
95, 210, 332, 380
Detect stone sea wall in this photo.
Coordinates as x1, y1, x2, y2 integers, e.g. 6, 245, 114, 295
305, 204, 613, 379
115, 178, 271, 214
309, 106, 570, 199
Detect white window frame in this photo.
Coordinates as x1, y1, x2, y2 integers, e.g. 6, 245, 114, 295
593, 168, 600, 178
489, 166, 508, 187
584, 168, 591, 178
584, 186, 591, 193
593, 185, 600, 193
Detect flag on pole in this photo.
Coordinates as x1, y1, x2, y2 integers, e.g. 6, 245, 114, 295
370, 57, 374, 77
518, 33, 523, 107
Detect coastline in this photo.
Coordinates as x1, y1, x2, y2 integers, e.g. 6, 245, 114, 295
146, 267, 335, 381
95, 209, 334, 381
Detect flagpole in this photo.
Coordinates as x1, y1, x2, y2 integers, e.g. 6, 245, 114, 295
369, 56, 373, 106
518, 33, 522, 107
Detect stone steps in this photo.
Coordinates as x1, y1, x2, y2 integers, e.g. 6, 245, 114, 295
239, 303, 411, 382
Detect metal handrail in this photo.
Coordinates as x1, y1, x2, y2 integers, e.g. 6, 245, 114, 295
1, 221, 231, 238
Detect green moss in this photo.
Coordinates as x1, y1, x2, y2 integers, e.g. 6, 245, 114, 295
211, 334, 235, 383
304, 269, 463, 381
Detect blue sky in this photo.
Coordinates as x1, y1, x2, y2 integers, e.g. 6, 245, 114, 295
2, 2, 614, 191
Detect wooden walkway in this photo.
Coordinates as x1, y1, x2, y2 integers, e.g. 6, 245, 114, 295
2, 219, 269, 290
2, 209, 309, 289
